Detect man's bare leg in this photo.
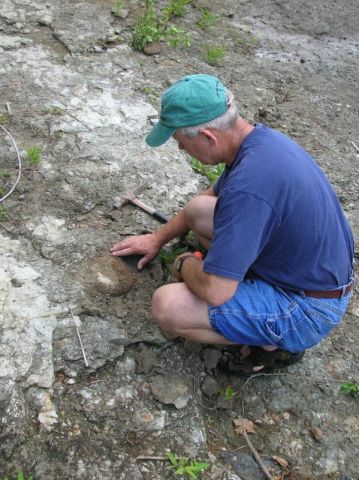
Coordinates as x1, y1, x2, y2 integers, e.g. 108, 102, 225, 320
151, 282, 234, 344
184, 195, 216, 249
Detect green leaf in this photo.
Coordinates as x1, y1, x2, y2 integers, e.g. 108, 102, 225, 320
186, 469, 198, 479
167, 451, 177, 465
224, 385, 235, 400
340, 382, 359, 396
18, 472, 25, 480
175, 466, 185, 474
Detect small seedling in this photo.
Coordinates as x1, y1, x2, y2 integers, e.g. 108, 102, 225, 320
143, 86, 157, 96
167, 451, 210, 479
219, 385, 236, 400
196, 8, 218, 30
3, 470, 33, 480
204, 45, 226, 66
190, 157, 224, 183
236, 33, 260, 48
0, 170, 11, 178
0, 187, 5, 197
0, 114, 10, 125
162, 0, 190, 20
112, 0, 123, 17
0, 205, 7, 221
340, 382, 359, 396
46, 106, 63, 115
26, 145, 42, 166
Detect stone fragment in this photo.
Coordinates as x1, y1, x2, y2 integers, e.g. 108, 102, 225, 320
150, 375, 192, 409
131, 409, 166, 431
143, 41, 163, 55
134, 345, 158, 374
114, 386, 136, 405
310, 426, 323, 442
53, 317, 126, 373
0, 35, 23, 50
118, 464, 143, 479
201, 376, 220, 397
184, 340, 202, 353
38, 15, 53, 26
201, 348, 222, 370
38, 394, 58, 430
112, 8, 129, 19
115, 356, 136, 375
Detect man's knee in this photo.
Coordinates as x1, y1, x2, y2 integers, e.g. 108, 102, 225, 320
184, 195, 216, 232
151, 285, 177, 332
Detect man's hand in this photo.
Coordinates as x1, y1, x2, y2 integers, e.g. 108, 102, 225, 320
111, 233, 162, 270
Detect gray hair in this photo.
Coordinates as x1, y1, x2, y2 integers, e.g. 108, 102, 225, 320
176, 89, 238, 138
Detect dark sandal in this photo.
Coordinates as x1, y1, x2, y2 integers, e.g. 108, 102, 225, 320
219, 346, 305, 377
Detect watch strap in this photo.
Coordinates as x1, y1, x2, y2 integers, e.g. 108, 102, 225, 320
176, 254, 194, 274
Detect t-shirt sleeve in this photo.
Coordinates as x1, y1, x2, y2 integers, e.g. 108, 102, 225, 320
204, 189, 279, 280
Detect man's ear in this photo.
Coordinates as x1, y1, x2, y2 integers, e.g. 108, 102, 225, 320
199, 128, 218, 146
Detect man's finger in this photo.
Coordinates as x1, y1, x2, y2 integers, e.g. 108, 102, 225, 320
111, 246, 134, 256
137, 255, 151, 270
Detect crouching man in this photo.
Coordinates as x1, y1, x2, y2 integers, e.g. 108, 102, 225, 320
112, 74, 354, 375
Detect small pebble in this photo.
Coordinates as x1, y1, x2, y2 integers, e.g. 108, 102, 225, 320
310, 426, 323, 442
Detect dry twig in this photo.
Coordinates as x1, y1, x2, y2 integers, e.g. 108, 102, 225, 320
135, 455, 168, 461
242, 429, 274, 480
351, 140, 359, 153
69, 307, 89, 367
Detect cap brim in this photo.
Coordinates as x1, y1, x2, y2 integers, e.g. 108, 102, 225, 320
145, 121, 176, 147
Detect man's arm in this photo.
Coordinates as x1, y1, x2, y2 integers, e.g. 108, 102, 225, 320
173, 254, 239, 306
111, 186, 216, 270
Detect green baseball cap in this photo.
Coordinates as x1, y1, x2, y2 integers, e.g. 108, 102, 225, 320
146, 74, 228, 147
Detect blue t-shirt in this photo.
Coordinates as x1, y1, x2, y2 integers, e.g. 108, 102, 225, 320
204, 124, 354, 291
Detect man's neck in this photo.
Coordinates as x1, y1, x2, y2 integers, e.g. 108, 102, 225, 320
223, 118, 254, 167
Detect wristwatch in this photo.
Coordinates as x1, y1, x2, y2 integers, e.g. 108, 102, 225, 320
175, 254, 193, 274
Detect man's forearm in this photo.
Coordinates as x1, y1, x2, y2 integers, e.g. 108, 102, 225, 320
153, 208, 189, 246
179, 257, 238, 306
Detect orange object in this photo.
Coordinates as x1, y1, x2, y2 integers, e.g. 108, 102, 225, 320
193, 251, 204, 260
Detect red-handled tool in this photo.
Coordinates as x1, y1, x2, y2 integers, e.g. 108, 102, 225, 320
113, 185, 170, 224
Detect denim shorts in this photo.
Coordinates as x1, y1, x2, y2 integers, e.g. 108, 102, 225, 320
208, 277, 352, 353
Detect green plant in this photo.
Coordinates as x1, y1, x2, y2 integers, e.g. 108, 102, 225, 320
167, 452, 210, 479
0, 205, 6, 221
196, 8, 218, 30
46, 106, 64, 115
132, 0, 162, 50
340, 382, 359, 396
26, 145, 42, 166
204, 45, 226, 66
0, 170, 11, 178
132, 0, 191, 51
3, 470, 32, 480
0, 114, 9, 125
219, 385, 235, 400
0, 187, 5, 197
112, 0, 123, 17
162, 0, 190, 20
159, 245, 187, 267
190, 157, 225, 183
